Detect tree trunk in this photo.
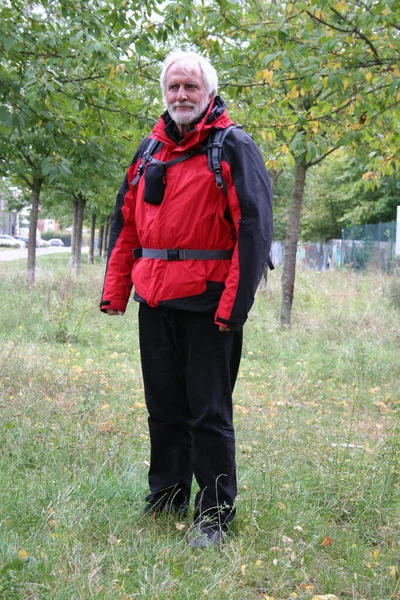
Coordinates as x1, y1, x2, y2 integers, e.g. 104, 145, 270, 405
280, 157, 307, 326
27, 177, 43, 287
88, 212, 96, 264
73, 193, 85, 276
98, 224, 104, 258
70, 197, 78, 267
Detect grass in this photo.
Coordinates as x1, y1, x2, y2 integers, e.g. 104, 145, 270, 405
0, 255, 399, 600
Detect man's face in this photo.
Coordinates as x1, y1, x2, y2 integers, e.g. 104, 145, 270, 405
165, 62, 212, 133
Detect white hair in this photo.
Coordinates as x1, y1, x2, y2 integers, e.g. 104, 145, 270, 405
160, 50, 218, 104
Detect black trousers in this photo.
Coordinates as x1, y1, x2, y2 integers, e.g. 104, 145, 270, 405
138, 303, 243, 524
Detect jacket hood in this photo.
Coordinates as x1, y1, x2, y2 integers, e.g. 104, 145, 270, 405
151, 96, 234, 150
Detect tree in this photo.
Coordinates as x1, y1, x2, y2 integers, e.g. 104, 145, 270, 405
0, 0, 164, 282
301, 150, 400, 241
168, 0, 399, 324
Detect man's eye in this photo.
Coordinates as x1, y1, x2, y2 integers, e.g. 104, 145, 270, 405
169, 84, 178, 90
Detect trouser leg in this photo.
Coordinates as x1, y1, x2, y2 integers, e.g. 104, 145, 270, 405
138, 303, 192, 509
179, 311, 242, 525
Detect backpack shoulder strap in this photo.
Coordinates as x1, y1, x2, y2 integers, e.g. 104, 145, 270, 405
206, 125, 241, 195
131, 138, 162, 186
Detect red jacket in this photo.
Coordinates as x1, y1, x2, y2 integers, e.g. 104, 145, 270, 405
100, 97, 273, 330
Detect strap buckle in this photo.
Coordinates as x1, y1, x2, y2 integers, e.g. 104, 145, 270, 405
167, 248, 182, 260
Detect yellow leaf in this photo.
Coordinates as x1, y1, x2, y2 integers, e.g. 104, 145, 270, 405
131, 402, 146, 409
348, 104, 354, 114
268, 131, 275, 142
312, 596, 340, 600
382, 6, 391, 15
281, 144, 290, 154
18, 549, 29, 560
261, 130, 267, 140
290, 85, 299, 98
99, 403, 110, 410
389, 565, 397, 578
256, 559, 263, 566
263, 69, 274, 84
264, 596, 275, 600
366, 72, 372, 82
278, 501, 287, 510
241, 564, 247, 575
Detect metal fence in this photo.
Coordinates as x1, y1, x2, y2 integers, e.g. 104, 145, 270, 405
341, 221, 397, 271
270, 220, 397, 272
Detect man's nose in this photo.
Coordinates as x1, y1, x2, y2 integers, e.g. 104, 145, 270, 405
176, 86, 187, 101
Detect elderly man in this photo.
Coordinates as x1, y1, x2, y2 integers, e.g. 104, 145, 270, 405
100, 50, 273, 547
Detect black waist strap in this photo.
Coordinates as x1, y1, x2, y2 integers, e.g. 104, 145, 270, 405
133, 248, 233, 261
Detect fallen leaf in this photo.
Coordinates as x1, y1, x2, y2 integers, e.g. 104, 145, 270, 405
241, 564, 247, 575
300, 583, 314, 591
175, 522, 186, 531
98, 420, 115, 434
312, 595, 340, 600
282, 535, 293, 545
320, 536, 333, 547
18, 549, 29, 561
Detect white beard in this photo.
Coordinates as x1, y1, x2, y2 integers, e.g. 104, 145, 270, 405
168, 97, 210, 126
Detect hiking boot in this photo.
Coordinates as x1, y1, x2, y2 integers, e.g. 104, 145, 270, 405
188, 521, 226, 548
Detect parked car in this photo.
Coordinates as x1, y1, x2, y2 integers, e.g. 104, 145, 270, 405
0, 235, 26, 248
13, 235, 29, 246
48, 238, 64, 247
13, 236, 50, 248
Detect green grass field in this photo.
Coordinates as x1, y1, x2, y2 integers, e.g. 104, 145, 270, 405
0, 255, 399, 600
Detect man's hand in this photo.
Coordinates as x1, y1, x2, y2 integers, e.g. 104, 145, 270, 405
106, 309, 124, 316
219, 325, 230, 332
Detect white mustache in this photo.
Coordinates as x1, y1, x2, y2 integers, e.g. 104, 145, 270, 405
171, 102, 196, 109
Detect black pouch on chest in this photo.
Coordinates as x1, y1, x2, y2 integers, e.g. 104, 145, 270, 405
144, 160, 167, 205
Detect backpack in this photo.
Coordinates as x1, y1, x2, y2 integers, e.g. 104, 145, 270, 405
132, 125, 238, 196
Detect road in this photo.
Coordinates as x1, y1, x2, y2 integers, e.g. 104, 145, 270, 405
0, 246, 73, 262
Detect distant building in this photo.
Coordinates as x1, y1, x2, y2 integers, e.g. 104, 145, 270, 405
0, 193, 18, 235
